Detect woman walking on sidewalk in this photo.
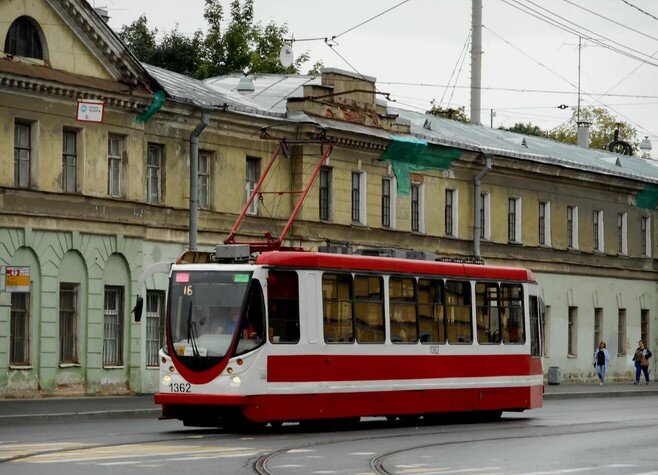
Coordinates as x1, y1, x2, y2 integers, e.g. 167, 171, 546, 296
593, 342, 610, 385
632, 340, 652, 385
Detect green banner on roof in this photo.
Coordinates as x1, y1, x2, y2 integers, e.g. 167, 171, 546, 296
380, 136, 462, 196
636, 184, 658, 209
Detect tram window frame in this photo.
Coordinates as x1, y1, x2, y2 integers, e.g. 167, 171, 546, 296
445, 280, 473, 344
322, 273, 354, 344
389, 276, 418, 343
417, 278, 446, 344
529, 295, 542, 356
266, 271, 300, 344
354, 274, 385, 344
501, 284, 525, 344
476, 282, 501, 344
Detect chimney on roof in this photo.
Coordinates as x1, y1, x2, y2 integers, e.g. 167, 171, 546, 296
95, 7, 110, 23
577, 121, 591, 148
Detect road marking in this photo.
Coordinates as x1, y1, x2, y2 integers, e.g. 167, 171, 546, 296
13, 443, 265, 464
0, 442, 92, 461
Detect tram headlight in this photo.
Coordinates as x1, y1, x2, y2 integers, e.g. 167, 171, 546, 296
230, 376, 242, 387
162, 374, 172, 384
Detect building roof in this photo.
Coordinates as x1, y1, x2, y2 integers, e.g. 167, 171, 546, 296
143, 66, 658, 186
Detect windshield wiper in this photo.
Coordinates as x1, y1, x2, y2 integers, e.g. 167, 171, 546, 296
186, 300, 200, 358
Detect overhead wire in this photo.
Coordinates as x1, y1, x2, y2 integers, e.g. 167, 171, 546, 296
498, 0, 658, 68
446, 31, 471, 108
438, 28, 472, 106
485, 22, 658, 137
560, 0, 658, 43
618, 0, 658, 22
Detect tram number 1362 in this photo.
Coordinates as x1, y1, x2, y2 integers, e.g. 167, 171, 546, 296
169, 382, 191, 393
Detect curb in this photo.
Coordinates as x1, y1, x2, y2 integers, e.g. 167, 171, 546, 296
0, 408, 160, 424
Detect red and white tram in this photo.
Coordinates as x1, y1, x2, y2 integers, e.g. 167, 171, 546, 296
147, 247, 543, 427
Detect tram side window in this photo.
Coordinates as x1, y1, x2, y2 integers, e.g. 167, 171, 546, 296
235, 281, 265, 356
417, 279, 446, 344
446, 280, 472, 344
501, 284, 525, 344
267, 271, 300, 344
529, 295, 541, 356
476, 282, 501, 344
323, 273, 354, 343
354, 275, 385, 343
389, 277, 418, 343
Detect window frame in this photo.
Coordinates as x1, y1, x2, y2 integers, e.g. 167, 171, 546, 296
10, 291, 31, 366
567, 205, 579, 250
5, 16, 45, 59
568, 306, 578, 357
319, 167, 332, 222
593, 209, 604, 252
103, 286, 125, 367
145, 290, 165, 367
246, 156, 260, 215
14, 121, 31, 188
62, 128, 78, 193
198, 151, 210, 210
108, 135, 124, 197
480, 192, 490, 240
617, 212, 628, 254
641, 216, 651, 257
351, 171, 366, 225
538, 201, 551, 246
146, 143, 164, 205
508, 197, 522, 243
445, 189, 457, 237
59, 283, 79, 364
410, 182, 424, 233
617, 308, 626, 356
381, 176, 397, 229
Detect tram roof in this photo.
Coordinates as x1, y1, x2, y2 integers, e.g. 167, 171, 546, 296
255, 252, 535, 283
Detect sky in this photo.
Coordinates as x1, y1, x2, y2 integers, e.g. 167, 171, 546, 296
97, 0, 658, 150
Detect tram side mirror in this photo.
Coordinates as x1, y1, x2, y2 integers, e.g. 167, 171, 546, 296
132, 295, 144, 323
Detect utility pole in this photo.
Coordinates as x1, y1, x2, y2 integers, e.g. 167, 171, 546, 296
470, 0, 482, 125
577, 36, 582, 123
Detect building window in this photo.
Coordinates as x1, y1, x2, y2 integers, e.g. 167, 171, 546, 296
108, 135, 123, 197
103, 286, 124, 366
617, 212, 627, 254
5, 16, 44, 59
319, 167, 332, 221
567, 205, 579, 249
445, 189, 456, 236
198, 151, 210, 209
641, 309, 649, 346
246, 157, 260, 215
618, 309, 626, 356
381, 176, 393, 228
594, 307, 602, 349
145, 290, 165, 367
352, 171, 366, 225
480, 193, 490, 239
410, 183, 424, 233
593, 209, 604, 252
568, 306, 577, 356
641, 217, 651, 257
508, 197, 521, 243
59, 284, 78, 364
146, 143, 163, 204
10, 292, 30, 366
14, 121, 31, 188
539, 201, 551, 246
62, 129, 77, 193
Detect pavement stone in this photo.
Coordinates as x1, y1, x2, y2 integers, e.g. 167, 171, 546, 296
0, 383, 656, 424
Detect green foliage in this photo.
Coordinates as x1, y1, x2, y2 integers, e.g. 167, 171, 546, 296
427, 104, 469, 123
307, 60, 325, 75
498, 122, 547, 137
547, 106, 639, 154
118, 0, 311, 79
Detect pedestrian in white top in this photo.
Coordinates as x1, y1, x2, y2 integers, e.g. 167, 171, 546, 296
593, 341, 610, 385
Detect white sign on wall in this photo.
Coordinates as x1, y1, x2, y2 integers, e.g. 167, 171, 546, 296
76, 100, 105, 123
5, 266, 30, 292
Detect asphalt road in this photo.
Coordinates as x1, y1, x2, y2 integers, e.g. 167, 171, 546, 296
1, 396, 657, 475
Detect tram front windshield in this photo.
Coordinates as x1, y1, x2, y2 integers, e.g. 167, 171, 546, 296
168, 270, 253, 365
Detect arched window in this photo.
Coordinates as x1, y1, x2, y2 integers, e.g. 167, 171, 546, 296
5, 16, 44, 59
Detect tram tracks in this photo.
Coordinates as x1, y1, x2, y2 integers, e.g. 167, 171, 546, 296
254, 418, 658, 475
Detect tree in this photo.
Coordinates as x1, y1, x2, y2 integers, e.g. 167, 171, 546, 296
548, 106, 639, 154
119, 0, 311, 79
498, 122, 547, 137
427, 103, 469, 123
118, 15, 157, 64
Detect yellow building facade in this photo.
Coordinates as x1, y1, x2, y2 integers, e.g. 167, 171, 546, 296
0, 0, 656, 396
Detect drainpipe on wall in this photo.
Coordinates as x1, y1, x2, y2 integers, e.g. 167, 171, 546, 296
189, 109, 211, 250
473, 154, 493, 259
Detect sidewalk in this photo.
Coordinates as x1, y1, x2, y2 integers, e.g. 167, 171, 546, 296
0, 383, 656, 424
